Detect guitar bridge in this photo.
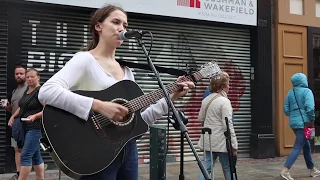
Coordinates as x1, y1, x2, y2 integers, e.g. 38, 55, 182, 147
91, 115, 106, 138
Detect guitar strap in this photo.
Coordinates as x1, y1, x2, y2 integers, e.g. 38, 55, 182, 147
116, 59, 190, 76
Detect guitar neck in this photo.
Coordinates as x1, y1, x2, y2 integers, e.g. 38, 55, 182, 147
126, 71, 203, 113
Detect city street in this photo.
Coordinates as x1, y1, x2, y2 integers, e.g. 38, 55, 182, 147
1, 154, 320, 180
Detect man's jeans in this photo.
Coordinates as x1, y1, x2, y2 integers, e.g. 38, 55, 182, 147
284, 128, 314, 169
199, 151, 231, 180
80, 140, 138, 180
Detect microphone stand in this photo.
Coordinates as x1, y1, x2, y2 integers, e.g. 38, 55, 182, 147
136, 35, 211, 180
224, 117, 238, 180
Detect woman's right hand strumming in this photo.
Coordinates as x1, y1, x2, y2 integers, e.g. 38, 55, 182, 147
92, 99, 128, 122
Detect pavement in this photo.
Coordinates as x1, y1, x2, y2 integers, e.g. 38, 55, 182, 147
2, 154, 320, 180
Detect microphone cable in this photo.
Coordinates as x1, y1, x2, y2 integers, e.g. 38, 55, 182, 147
141, 31, 153, 57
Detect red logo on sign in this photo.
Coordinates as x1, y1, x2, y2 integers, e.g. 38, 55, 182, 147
177, 0, 201, 8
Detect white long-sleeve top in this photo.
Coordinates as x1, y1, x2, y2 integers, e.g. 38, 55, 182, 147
38, 51, 168, 125
197, 91, 238, 152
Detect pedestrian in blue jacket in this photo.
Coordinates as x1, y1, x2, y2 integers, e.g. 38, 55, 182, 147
281, 73, 320, 180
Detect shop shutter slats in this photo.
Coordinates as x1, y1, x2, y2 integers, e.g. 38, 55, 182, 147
0, 4, 8, 172
20, 4, 252, 164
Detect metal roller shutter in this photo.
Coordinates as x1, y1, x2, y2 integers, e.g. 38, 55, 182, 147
20, 3, 251, 165
20, 5, 93, 164
0, 4, 8, 173
125, 19, 252, 161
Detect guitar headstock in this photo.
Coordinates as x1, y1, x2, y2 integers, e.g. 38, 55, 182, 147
199, 61, 222, 79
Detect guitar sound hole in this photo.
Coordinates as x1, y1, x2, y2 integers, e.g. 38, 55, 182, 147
109, 98, 135, 127
104, 98, 136, 142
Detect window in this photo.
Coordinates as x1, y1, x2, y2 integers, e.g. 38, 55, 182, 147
316, 0, 320, 18
290, 0, 304, 15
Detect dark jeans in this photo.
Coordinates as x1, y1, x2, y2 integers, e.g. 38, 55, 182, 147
80, 140, 138, 180
284, 128, 314, 169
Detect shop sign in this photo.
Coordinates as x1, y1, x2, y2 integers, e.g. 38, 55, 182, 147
26, 0, 257, 26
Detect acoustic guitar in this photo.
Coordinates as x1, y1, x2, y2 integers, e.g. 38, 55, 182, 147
41, 61, 221, 179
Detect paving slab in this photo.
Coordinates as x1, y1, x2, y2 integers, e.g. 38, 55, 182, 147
1, 154, 320, 179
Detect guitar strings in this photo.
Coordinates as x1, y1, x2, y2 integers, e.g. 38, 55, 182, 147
93, 75, 197, 127
123, 75, 195, 111
92, 74, 200, 127
93, 74, 198, 126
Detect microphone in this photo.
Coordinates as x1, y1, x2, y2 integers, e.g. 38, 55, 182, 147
119, 30, 148, 40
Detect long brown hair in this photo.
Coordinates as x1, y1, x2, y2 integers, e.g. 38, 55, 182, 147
87, 5, 127, 51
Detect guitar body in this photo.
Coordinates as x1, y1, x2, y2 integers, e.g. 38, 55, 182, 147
42, 80, 149, 179
41, 60, 221, 179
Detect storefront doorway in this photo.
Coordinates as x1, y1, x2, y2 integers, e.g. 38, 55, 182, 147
308, 27, 320, 152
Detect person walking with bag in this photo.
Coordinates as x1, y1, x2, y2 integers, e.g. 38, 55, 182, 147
198, 72, 238, 180
281, 73, 320, 180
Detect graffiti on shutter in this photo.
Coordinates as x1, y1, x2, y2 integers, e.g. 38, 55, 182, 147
21, 6, 251, 164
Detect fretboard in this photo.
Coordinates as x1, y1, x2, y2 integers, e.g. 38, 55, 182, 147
125, 71, 203, 113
